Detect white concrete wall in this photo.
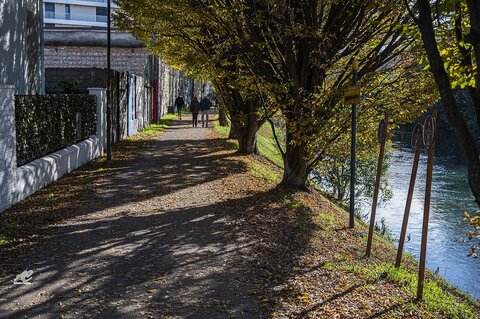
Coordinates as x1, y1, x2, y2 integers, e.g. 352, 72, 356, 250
13, 136, 102, 204
0, 87, 107, 213
0, 85, 17, 211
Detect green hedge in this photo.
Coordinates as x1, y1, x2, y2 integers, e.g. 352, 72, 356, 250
15, 94, 97, 166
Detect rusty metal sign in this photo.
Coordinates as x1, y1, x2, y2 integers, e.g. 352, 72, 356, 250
345, 85, 361, 105
411, 123, 424, 151
417, 110, 438, 300
423, 116, 435, 148
396, 123, 424, 268
377, 119, 387, 144
366, 118, 388, 258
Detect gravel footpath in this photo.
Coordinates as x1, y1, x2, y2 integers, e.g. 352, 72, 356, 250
0, 115, 264, 319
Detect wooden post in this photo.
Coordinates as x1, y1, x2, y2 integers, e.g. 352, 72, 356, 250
395, 123, 424, 268
417, 109, 438, 300
366, 118, 388, 258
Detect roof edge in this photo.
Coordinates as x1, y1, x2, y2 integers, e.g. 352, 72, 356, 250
44, 29, 146, 48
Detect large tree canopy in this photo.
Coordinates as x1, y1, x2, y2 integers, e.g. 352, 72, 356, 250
115, 0, 435, 189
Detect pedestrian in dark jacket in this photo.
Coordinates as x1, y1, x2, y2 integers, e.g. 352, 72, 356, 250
200, 97, 213, 127
175, 95, 185, 120
190, 97, 201, 127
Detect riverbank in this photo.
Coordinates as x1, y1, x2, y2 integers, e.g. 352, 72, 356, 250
0, 116, 478, 318
214, 121, 480, 318
361, 143, 480, 299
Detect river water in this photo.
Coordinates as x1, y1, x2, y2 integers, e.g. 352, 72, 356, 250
362, 142, 480, 300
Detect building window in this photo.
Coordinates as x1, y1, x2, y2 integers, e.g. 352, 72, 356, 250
96, 7, 107, 22
45, 3, 55, 19
65, 5, 70, 20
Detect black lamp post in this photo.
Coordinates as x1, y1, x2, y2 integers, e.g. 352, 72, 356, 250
106, 0, 112, 160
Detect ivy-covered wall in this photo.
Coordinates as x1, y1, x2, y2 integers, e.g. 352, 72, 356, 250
15, 95, 97, 166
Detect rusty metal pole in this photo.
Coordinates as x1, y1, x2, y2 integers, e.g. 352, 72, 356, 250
366, 118, 388, 258
349, 59, 359, 229
417, 110, 437, 300
395, 123, 424, 268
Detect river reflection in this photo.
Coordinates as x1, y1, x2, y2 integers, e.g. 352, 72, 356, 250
361, 144, 480, 300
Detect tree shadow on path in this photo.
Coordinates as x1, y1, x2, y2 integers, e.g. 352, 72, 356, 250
0, 119, 315, 318
0, 188, 313, 318
0, 122, 245, 275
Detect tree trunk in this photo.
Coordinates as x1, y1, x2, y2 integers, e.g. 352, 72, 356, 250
282, 128, 308, 188
418, 0, 480, 206
466, 0, 480, 128
237, 128, 258, 154
219, 105, 228, 126
228, 120, 238, 139
236, 113, 259, 154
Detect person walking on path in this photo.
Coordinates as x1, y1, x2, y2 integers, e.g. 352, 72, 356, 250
200, 97, 213, 128
175, 95, 185, 120
190, 96, 201, 127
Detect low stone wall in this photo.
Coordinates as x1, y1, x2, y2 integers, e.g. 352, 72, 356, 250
13, 136, 102, 204
0, 87, 106, 212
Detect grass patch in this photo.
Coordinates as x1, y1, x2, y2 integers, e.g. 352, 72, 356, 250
256, 123, 284, 168
212, 121, 231, 137
283, 195, 304, 210
212, 120, 285, 167
138, 113, 177, 136
317, 213, 334, 223
212, 121, 239, 150
247, 160, 281, 183
321, 258, 479, 318
378, 263, 477, 318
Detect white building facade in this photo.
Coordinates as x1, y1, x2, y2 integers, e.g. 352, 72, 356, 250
43, 0, 118, 28
42, 0, 185, 123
